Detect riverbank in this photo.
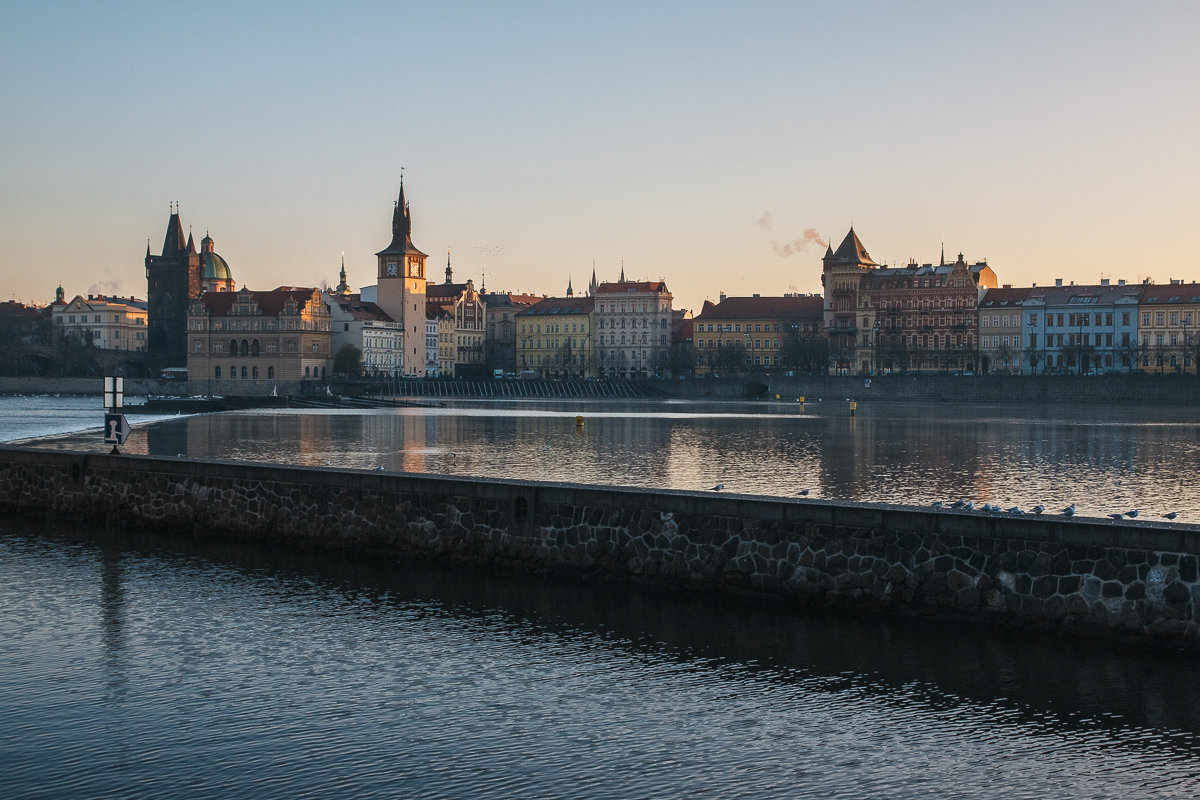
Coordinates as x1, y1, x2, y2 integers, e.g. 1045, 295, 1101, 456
6, 373, 1200, 406
2, 446, 1197, 650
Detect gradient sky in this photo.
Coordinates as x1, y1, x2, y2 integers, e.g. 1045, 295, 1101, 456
3, 1, 1198, 313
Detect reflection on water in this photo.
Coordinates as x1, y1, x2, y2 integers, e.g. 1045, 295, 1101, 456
2, 519, 1200, 800
28, 398, 1200, 522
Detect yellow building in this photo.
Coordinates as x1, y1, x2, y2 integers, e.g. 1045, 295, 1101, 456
692, 294, 824, 375
516, 296, 596, 378
1138, 281, 1200, 374
186, 286, 332, 395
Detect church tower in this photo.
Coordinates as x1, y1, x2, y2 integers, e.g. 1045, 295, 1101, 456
375, 179, 428, 376
822, 228, 878, 374
146, 203, 203, 367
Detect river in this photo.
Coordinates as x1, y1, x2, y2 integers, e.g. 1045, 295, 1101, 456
12, 396, 1200, 522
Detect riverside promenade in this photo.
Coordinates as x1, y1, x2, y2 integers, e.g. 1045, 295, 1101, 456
2, 446, 1198, 650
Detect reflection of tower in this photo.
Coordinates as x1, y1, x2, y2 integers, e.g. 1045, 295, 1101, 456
375, 178, 429, 376
146, 204, 203, 366
99, 544, 127, 702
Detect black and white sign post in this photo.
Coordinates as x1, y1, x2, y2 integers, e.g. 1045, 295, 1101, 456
103, 376, 131, 454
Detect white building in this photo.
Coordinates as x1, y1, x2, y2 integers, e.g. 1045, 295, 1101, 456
53, 294, 149, 351
593, 278, 673, 378
324, 291, 403, 376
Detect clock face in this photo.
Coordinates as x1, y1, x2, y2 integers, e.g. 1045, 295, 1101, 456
386, 263, 397, 276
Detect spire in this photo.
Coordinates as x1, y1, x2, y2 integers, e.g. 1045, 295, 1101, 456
445, 249, 453, 284
620, 258, 625, 283
377, 177, 426, 257
335, 253, 349, 295
940, 242, 945, 267
589, 260, 598, 296
566, 277, 574, 297
186, 230, 196, 254
160, 203, 187, 257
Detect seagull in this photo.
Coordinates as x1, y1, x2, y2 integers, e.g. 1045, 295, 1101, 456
709, 483, 725, 491
1007, 506, 1024, 515
375, 465, 385, 471
1163, 512, 1178, 520
1062, 504, 1076, 516
798, 489, 810, 496
963, 501, 975, 511
931, 500, 943, 508
1030, 504, 1045, 515
951, 500, 966, 509
324, 459, 331, 466
1109, 513, 1125, 520
1125, 510, 1139, 518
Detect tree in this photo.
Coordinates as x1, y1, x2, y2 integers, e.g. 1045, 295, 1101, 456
333, 343, 362, 377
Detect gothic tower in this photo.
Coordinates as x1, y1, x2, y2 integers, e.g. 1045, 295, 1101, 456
375, 179, 428, 376
145, 203, 203, 366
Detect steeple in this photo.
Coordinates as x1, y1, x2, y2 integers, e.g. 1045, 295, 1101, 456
186, 231, 196, 254
589, 261, 598, 296
335, 254, 349, 295
566, 277, 574, 297
620, 259, 626, 283
161, 204, 187, 257
445, 249, 453, 284
940, 242, 945, 267
376, 176, 426, 258
830, 227, 877, 266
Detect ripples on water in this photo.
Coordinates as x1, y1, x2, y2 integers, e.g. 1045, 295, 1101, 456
20, 396, 1200, 521
3, 521, 1200, 799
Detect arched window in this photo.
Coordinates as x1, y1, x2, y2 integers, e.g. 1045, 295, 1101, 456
241, 339, 249, 356
229, 339, 237, 355
215, 366, 221, 379
252, 366, 259, 379
241, 366, 247, 379
251, 339, 260, 356
267, 366, 275, 379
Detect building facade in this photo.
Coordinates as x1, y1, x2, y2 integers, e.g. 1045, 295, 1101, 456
692, 294, 825, 376
186, 286, 332, 395
1137, 281, 1200, 374
426, 258, 486, 378
978, 287, 1031, 374
516, 296, 595, 377
593, 280, 673, 378
1022, 280, 1140, 374
324, 291, 402, 376
822, 229, 997, 374
53, 294, 149, 351
483, 291, 540, 376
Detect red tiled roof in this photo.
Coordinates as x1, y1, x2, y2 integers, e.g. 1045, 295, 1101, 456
693, 295, 823, 321
199, 288, 318, 317
595, 281, 669, 294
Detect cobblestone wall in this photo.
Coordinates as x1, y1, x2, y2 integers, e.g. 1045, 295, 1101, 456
1, 447, 1197, 648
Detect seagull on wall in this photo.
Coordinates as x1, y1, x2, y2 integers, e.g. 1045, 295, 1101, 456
931, 501, 943, 508
1062, 504, 1076, 516
709, 483, 725, 491
1164, 512, 1179, 520
1030, 505, 1045, 515
1109, 513, 1125, 520
798, 489, 810, 496
1125, 510, 1139, 518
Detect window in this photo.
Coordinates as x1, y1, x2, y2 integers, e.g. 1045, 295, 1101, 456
215, 366, 221, 379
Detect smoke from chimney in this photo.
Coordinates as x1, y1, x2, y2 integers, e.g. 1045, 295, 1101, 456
772, 229, 828, 258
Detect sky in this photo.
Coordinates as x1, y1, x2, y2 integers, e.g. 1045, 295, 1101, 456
2, 1, 1198, 313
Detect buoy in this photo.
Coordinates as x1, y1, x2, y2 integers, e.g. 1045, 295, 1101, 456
799, 395, 805, 403
575, 414, 584, 430
850, 400, 857, 416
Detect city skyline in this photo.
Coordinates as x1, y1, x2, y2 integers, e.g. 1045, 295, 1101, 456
3, 2, 1198, 312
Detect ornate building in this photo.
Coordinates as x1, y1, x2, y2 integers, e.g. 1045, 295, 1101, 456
426, 254, 486, 378
374, 179, 428, 376
199, 234, 236, 294
186, 286, 332, 394
145, 205, 203, 366
593, 279, 673, 378
822, 228, 997, 374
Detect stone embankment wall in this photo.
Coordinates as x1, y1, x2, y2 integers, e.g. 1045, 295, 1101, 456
677, 373, 1200, 405
0, 377, 179, 396
1, 446, 1197, 648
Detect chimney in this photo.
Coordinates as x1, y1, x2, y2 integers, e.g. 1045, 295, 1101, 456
1100, 279, 1110, 286
1055, 278, 1063, 287
719, 292, 727, 303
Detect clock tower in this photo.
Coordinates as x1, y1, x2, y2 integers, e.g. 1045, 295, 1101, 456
376, 178, 429, 376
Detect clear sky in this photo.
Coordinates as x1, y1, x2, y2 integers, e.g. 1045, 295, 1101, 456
2, 1, 1198, 313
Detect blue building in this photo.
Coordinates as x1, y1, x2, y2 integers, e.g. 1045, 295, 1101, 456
1021, 279, 1140, 374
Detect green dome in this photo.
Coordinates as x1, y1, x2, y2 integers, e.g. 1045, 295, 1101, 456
202, 251, 232, 281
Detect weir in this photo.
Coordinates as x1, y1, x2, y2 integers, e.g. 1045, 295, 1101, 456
1, 445, 1197, 649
